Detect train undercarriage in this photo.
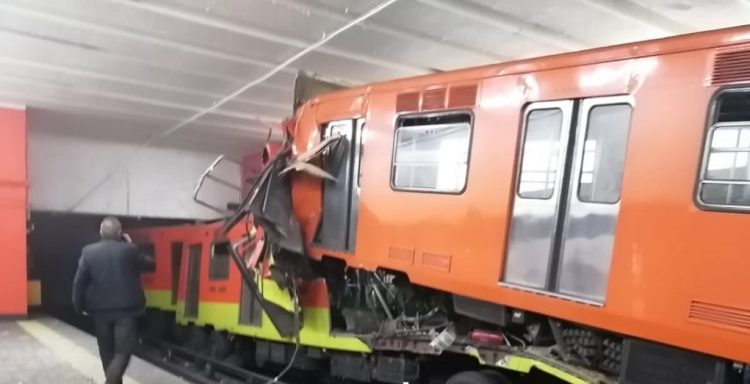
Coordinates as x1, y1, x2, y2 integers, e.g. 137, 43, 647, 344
143, 257, 622, 384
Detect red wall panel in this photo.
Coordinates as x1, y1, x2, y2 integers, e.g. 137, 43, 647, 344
0, 107, 27, 316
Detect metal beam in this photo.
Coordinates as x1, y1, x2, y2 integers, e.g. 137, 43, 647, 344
270, 0, 510, 63
107, 0, 434, 75
577, 0, 695, 35
0, 56, 289, 110
414, 0, 588, 51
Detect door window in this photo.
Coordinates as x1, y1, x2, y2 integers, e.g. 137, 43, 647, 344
577, 104, 633, 204
518, 109, 563, 199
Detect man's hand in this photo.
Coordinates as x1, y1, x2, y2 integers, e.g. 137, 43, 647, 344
122, 233, 132, 243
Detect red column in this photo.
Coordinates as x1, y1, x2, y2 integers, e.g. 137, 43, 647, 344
0, 107, 27, 316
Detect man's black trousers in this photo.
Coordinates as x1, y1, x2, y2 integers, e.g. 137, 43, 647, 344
93, 315, 137, 384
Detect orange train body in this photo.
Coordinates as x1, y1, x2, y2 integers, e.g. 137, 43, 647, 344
132, 222, 330, 311
288, 26, 750, 364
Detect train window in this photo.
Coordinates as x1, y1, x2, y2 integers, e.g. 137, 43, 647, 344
391, 113, 472, 193
208, 241, 230, 281
137, 243, 156, 273
715, 90, 750, 122
577, 104, 633, 204
518, 108, 563, 199
698, 90, 750, 209
699, 124, 750, 207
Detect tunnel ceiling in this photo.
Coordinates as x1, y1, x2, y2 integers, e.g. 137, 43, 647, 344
0, 0, 748, 155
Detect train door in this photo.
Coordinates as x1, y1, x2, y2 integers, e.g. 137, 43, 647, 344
314, 118, 365, 253
502, 96, 633, 303
184, 243, 202, 318
170, 241, 183, 305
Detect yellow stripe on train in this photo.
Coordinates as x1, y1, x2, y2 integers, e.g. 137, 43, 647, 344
144, 287, 370, 353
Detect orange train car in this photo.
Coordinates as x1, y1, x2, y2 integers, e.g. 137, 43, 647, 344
274, 25, 750, 381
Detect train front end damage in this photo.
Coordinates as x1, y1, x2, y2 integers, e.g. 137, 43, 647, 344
210, 124, 615, 383
217, 118, 345, 338
190, 74, 622, 384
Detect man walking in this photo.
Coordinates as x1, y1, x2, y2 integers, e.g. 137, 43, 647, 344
72, 216, 154, 384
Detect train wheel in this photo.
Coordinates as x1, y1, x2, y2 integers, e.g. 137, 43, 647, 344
480, 370, 514, 384
207, 330, 232, 360
171, 323, 189, 344
186, 325, 209, 352
446, 371, 514, 384
223, 354, 243, 366
226, 337, 253, 367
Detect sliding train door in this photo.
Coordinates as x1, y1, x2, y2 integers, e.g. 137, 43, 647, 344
502, 96, 633, 304
503, 101, 574, 292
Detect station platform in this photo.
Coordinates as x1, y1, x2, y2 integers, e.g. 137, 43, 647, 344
0, 315, 187, 384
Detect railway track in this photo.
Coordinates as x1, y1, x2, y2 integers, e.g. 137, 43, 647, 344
136, 337, 302, 384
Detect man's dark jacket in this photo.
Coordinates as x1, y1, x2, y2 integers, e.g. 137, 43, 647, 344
72, 239, 154, 315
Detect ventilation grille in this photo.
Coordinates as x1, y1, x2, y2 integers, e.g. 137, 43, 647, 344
688, 300, 750, 332
449, 84, 479, 108
712, 48, 750, 85
422, 87, 447, 110
396, 92, 420, 112
396, 84, 478, 113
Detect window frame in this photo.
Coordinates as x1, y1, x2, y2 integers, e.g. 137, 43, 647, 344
696, 87, 750, 213
515, 106, 567, 200
389, 111, 474, 195
575, 102, 634, 205
208, 241, 231, 281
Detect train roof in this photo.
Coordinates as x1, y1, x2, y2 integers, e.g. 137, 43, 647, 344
310, 24, 750, 103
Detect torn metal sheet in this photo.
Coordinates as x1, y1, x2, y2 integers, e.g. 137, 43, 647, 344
228, 237, 299, 338
280, 161, 336, 181
279, 134, 345, 180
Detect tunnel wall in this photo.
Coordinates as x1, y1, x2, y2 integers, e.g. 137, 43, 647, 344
27, 128, 241, 220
